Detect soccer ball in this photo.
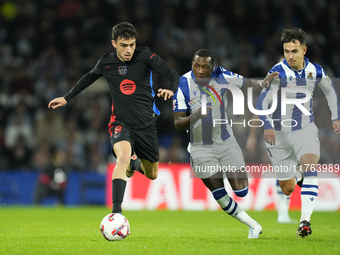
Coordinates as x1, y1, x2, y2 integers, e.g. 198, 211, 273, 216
100, 213, 130, 241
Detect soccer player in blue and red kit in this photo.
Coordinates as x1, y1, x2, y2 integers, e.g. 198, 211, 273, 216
48, 22, 180, 216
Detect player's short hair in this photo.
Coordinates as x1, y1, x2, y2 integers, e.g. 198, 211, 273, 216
193, 49, 215, 66
112, 22, 137, 41
281, 28, 307, 46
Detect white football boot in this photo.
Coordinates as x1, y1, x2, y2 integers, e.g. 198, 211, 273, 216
248, 222, 262, 239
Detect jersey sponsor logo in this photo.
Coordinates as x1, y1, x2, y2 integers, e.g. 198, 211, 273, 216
120, 79, 136, 95
198, 84, 222, 106
118, 65, 128, 75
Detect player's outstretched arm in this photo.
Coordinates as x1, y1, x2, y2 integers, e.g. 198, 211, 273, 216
261, 71, 279, 89
48, 97, 67, 109
157, 89, 174, 100
333, 120, 340, 135
246, 72, 280, 90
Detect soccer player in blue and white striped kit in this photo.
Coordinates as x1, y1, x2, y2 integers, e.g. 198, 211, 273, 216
256, 28, 340, 238
173, 49, 274, 238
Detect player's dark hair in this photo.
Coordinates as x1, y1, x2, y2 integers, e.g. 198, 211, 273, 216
281, 28, 307, 46
193, 49, 215, 66
112, 22, 137, 41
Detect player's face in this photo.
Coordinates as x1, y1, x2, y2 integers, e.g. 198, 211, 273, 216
283, 41, 307, 70
112, 37, 136, 62
192, 56, 213, 82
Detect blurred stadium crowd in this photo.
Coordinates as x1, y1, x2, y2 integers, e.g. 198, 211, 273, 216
0, 0, 339, 173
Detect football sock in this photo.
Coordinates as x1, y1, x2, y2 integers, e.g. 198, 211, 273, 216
300, 171, 318, 222
212, 187, 257, 228
112, 178, 127, 213
276, 180, 290, 219
295, 170, 303, 183
234, 186, 248, 197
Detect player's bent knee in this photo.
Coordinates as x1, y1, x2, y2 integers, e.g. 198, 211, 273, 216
281, 187, 294, 195
116, 154, 131, 165
279, 179, 295, 195
146, 172, 158, 180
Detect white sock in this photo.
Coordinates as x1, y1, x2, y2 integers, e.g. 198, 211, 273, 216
300, 173, 318, 222
276, 180, 290, 219
212, 187, 257, 228
236, 211, 258, 228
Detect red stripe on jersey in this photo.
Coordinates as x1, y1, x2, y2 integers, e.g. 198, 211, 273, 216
150, 53, 156, 59
108, 102, 116, 136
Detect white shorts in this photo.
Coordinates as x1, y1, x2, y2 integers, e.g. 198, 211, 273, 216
266, 123, 320, 181
190, 136, 245, 179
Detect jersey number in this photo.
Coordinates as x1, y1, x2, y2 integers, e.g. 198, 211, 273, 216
115, 126, 122, 134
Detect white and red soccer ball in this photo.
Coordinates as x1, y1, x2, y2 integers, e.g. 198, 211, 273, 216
100, 213, 130, 241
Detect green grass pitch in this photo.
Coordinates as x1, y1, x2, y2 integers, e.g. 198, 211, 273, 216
0, 207, 339, 255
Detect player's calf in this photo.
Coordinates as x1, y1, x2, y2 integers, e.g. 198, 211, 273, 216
141, 159, 159, 180
144, 166, 158, 180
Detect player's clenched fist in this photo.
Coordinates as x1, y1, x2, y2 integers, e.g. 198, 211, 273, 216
333, 120, 340, 135
264, 128, 276, 145
48, 97, 67, 109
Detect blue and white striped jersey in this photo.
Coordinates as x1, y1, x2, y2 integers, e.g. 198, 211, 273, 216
256, 57, 340, 131
173, 66, 244, 146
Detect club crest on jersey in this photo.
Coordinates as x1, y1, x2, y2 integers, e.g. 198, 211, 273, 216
308, 72, 313, 80
118, 66, 127, 75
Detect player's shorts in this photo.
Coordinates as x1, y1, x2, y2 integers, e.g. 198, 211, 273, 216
109, 122, 159, 162
266, 122, 320, 181
190, 136, 245, 179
